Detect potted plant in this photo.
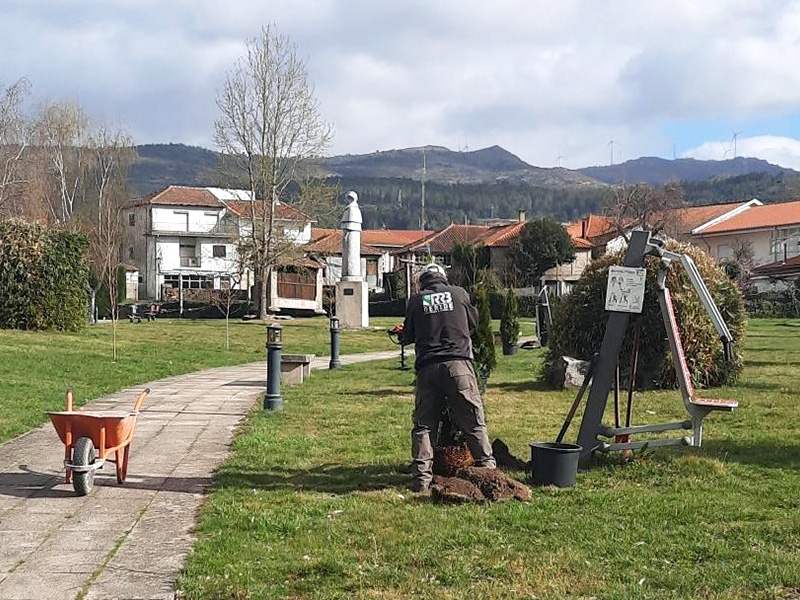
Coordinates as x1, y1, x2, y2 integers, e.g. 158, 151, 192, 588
471, 285, 497, 393
500, 288, 520, 355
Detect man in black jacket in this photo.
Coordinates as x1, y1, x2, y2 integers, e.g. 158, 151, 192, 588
401, 264, 496, 492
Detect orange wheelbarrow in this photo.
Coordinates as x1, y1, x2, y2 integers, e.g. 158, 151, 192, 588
47, 388, 149, 496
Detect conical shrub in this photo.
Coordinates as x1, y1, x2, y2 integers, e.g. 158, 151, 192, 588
543, 240, 746, 390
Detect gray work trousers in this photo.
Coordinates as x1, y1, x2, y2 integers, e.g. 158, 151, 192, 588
411, 359, 496, 485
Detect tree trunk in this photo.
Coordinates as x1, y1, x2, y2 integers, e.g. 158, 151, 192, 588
259, 265, 270, 320
89, 288, 96, 324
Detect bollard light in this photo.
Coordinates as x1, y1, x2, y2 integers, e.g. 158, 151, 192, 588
265, 323, 283, 410
329, 316, 342, 369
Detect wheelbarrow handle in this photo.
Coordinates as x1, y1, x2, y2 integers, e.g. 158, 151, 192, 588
65, 390, 74, 412
133, 388, 150, 412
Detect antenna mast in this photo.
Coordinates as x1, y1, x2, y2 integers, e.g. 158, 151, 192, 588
421, 149, 426, 230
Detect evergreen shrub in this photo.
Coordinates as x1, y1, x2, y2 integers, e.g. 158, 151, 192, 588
500, 288, 520, 348
471, 285, 497, 378
0, 219, 89, 331
543, 241, 746, 390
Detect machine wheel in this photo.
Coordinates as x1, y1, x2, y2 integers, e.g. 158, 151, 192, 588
72, 437, 96, 496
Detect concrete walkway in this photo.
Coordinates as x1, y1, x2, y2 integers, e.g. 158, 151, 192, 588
0, 349, 402, 600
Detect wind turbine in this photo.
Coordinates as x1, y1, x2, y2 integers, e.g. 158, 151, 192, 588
731, 130, 742, 158
607, 139, 615, 165
557, 154, 564, 168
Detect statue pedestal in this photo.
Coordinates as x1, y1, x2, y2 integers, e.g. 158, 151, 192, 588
336, 280, 369, 329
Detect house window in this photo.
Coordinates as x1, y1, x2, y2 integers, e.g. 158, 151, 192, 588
128, 213, 135, 226
180, 243, 199, 268
771, 226, 800, 260
212, 245, 227, 258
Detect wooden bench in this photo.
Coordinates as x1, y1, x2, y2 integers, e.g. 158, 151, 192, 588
281, 354, 315, 385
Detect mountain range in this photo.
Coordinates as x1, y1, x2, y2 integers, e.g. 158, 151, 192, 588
129, 143, 798, 196
127, 143, 800, 229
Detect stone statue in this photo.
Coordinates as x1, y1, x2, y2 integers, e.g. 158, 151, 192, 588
341, 191, 362, 281
335, 190, 369, 328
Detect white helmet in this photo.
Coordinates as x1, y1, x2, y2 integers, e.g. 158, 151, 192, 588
421, 263, 447, 280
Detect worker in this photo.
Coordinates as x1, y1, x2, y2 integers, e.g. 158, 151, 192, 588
400, 263, 496, 492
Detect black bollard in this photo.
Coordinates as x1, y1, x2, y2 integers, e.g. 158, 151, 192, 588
329, 316, 342, 369
265, 323, 283, 410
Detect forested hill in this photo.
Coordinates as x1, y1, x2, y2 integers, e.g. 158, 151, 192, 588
580, 156, 794, 185
319, 145, 601, 187
127, 144, 800, 228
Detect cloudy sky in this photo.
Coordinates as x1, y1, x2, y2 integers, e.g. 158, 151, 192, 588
4, 0, 800, 169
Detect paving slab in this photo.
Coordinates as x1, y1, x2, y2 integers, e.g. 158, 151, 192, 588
0, 348, 401, 599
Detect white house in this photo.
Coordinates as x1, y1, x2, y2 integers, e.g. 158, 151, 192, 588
123, 185, 324, 314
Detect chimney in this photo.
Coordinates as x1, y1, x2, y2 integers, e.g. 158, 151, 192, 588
581, 218, 587, 238
518, 210, 526, 223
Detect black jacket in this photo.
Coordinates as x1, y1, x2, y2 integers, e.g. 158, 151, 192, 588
401, 277, 478, 370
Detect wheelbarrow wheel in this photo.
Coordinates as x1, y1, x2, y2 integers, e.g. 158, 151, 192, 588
72, 437, 96, 496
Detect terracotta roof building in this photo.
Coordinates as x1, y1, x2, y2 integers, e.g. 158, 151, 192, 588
689, 199, 800, 268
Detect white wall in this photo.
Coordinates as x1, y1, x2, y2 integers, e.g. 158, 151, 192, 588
152, 207, 223, 233
693, 230, 774, 265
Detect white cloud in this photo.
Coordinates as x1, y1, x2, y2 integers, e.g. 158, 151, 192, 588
683, 135, 800, 171
3, 0, 800, 168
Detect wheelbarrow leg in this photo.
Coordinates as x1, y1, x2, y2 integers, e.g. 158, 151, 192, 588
64, 391, 74, 484
64, 428, 73, 484
64, 441, 73, 484
120, 445, 131, 483
115, 449, 125, 484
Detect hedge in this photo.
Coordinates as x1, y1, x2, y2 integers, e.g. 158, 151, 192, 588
0, 219, 89, 331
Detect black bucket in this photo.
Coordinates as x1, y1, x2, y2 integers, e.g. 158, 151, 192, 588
530, 442, 582, 488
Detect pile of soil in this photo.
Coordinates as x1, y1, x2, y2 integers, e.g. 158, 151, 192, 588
492, 438, 529, 471
431, 467, 531, 504
433, 443, 474, 476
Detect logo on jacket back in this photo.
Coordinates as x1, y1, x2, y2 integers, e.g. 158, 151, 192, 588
422, 292, 453, 314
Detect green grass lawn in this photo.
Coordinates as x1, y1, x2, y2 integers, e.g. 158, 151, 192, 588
0, 316, 399, 443
177, 318, 800, 600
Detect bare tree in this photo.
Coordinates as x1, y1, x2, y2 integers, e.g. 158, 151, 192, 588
604, 182, 685, 240
0, 78, 31, 214
212, 258, 245, 351
81, 124, 137, 325
35, 100, 90, 223
214, 24, 333, 319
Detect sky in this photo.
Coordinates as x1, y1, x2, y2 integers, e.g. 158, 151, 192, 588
4, 0, 800, 170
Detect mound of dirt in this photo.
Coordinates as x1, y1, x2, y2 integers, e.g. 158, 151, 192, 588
491, 438, 529, 471
430, 467, 531, 504
430, 475, 484, 504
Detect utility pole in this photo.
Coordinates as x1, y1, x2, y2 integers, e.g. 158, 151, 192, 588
420, 149, 426, 231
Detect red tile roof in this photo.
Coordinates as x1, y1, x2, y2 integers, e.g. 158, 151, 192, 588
700, 199, 800, 234
131, 185, 221, 208
675, 202, 746, 234
312, 228, 336, 241
224, 199, 311, 223
752, 254, 800, 278
565, 214, 618, 241
305, 231, 383, 256
129, 185, 312, 223
483, 221, 526, 247
571, 237, 593, 250
403, 224, 494, 254
361, 229, 431, 247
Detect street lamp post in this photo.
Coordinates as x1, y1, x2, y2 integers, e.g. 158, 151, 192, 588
329, 316, 342, 369
265, 323, 283, 410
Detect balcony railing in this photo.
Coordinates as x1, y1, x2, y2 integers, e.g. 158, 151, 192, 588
150, 221, 238, 237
